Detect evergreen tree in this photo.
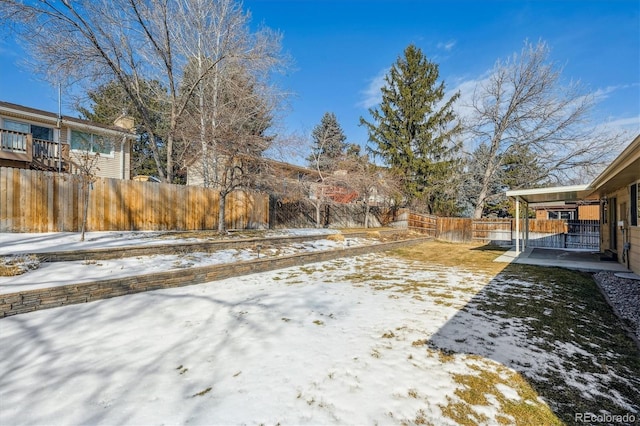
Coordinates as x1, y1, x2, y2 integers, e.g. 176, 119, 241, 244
77, 80, 173, 181
306, 112, 348, 172
360, 44, 462, 215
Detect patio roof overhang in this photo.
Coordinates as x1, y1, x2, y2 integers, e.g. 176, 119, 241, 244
506, 134, 640, 205
505, 184, 595, 204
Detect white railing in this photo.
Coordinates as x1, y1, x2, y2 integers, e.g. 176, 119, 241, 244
0, 129, 29, 153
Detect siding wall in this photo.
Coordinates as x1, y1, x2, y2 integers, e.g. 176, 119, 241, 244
630, 227, 640, 274
601, 185, 640, 275
65, 127, 131, 180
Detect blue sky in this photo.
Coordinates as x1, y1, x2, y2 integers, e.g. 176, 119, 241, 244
1, 0, 639, 164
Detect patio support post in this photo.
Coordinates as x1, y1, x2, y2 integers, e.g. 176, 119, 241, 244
515, 197, 520, 255
525, 200, 529, 250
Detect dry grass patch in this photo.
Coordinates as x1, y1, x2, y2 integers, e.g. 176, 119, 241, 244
391, 241, 509, 275
326, 234, 345, 242
0, 255, 40, 276
440, 362, 562, 426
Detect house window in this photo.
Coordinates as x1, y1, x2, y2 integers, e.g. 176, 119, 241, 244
70, 130, 113, 155
3, 119, 30, 134
2, 119, 53, 140
31, 125, 53, 141
631, 183, 639, 227
548, 210, 575, 220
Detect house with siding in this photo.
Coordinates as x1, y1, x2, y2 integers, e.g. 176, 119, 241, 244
0, 101, 135, 179
588, 134, 640, 273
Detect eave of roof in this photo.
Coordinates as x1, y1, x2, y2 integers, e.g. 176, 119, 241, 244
588, 134, 640, 196
0, 100, 135, 137
506, 184, 594, 204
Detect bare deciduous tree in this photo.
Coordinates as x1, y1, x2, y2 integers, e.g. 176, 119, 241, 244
466, 40, 625, 218
69, 142, 103, 241
336, 155, 401, 228
181, 64, 278, 231
304, 125, 341, 228
1, 0, 284, 184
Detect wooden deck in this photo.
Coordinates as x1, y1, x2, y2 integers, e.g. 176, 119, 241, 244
0, 128, 69, 171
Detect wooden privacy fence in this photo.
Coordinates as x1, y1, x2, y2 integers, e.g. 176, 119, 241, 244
0, 167, 269, 232
407, 210, 599, 249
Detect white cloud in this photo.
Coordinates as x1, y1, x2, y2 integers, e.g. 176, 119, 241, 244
437, 40, 457, 52
357, 68, 388, 109
601, 116, 640, 129
445, 72, 492, 123
591, 83, 639, 102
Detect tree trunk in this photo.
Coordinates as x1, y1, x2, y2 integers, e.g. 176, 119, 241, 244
364, 202, 370, 228
474, 139, 502, 219
218, 192, 226, 232
81, 179, 90, 241
315, 201, 322, 228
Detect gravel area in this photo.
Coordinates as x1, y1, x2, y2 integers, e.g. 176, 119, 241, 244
593, 271, 640, 344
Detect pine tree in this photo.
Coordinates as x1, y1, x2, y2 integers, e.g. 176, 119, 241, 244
360, 44, 462, 215
306, 112, 348, 172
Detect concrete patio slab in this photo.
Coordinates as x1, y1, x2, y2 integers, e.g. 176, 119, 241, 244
495, 247, 631, 273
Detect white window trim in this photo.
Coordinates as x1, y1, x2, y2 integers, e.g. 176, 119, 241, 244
68, 128, 115, 158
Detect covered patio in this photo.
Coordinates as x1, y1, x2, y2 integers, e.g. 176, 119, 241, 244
506, 184, 597, 253
500, 185, 632, 273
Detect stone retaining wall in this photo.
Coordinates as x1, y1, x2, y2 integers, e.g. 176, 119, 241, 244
0, 236, 431, 317
32, 229, 406, 262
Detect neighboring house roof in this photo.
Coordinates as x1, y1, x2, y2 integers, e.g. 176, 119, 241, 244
0, 100, 136, 138
506, 134, 640, 204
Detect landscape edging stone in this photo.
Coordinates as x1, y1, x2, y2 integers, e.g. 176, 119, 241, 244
0, 236, 431, 317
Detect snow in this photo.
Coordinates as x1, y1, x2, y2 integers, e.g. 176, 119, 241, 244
1, 231, 638, 424
0, 228, 339, 255
0, 233, 377, 295
0, 229, 348, 295
1, 252, 496, 425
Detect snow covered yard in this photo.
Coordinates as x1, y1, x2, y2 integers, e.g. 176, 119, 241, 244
1, 241, 639, 425
0, 233, 374, 294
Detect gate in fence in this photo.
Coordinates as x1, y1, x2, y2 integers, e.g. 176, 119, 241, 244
470, 218, 600, 250
566, 220, 600, 250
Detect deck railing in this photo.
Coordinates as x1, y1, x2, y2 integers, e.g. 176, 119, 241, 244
1, 129, 29, 152
0, 129, 32, 162
0, 128, 69, 170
